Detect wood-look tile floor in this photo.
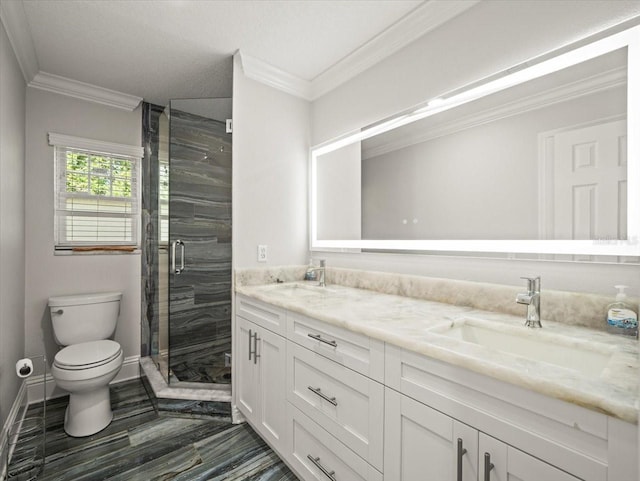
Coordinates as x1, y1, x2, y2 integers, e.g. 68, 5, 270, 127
8, 379, 298, 481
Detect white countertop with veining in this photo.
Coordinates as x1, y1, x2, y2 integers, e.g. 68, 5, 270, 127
236, 281, 639, 423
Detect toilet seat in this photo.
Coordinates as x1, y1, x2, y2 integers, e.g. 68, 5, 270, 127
54, 340, 122, 370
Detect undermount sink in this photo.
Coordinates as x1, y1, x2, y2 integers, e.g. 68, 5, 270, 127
437, 319, 614, 377
260, 282, 339, 297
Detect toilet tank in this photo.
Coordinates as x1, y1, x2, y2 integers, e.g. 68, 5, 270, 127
48, 292, 122, 346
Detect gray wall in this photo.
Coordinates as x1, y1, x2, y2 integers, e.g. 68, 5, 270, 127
232, 53, 310, 268
311, 0, 640, 295
24, 88, 142, 376
0, 19, 26, 426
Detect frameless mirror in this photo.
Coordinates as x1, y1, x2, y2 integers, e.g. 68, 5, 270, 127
311, 25, 640, 258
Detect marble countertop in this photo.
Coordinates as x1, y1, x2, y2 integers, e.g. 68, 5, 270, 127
236, 281, 639, 423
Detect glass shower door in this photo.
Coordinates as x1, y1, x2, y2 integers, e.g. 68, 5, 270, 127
168, 98, 232, 385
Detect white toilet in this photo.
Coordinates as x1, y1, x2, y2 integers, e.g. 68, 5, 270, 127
48, 292, 124, 437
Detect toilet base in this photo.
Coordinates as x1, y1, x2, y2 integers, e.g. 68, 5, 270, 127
64, 386, 114, 437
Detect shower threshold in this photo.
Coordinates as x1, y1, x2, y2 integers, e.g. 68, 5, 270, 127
140, 357, 232, 421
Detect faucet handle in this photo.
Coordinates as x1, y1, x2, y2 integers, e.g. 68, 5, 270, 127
319, 259, 326, 267
520, 276, 540, 292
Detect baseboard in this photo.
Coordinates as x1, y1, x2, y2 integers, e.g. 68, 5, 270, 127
231, 404, 246, 424
0, 380, 28, 479
27, 355, 141, 404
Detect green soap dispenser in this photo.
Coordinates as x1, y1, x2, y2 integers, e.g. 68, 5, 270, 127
606, 285, 638, 337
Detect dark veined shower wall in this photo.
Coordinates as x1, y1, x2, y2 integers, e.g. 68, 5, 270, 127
141, 100, 232, 385
168, 104, 232, 384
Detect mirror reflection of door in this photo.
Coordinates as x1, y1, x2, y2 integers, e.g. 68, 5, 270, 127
543, 118, 626, 260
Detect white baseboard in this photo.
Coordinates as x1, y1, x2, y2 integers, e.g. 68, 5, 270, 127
1, 380, 28, 479
27, 355, 141, 404
231, 404, 246, 424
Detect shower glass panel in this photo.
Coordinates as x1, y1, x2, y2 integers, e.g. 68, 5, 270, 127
157, 98, 233, 386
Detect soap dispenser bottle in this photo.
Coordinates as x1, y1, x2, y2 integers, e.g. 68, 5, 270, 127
606, 285, 638, 337
304, 258, 317, 281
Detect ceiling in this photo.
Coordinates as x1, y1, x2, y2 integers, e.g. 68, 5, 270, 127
3, 0, 478, 106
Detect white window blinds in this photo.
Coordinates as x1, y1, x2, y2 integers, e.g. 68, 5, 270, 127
50, 133, 143, 248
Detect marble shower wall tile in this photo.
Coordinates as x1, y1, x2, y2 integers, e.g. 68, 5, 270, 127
169, 108, 232, 383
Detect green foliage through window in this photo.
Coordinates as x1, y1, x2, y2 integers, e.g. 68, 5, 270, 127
65, 151, 132, 198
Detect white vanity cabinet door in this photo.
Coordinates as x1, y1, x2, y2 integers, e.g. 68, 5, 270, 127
384, 388, 478, 481
287, 405, 383, 481
478, 433, 582, 481
236, 315, 258, 425
287, 341, 384, 471
235, 315, 288, 453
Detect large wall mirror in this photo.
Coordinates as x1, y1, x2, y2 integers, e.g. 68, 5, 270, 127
311, 24, 640, 259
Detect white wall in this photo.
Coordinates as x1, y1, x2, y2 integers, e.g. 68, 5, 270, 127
0, 19, 26, 426
232, 53, 309, 268
311, 0, 640, 296
24, 88, 141, 376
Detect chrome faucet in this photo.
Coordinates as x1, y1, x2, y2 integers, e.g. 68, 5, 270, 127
516, 276, 541, 328
306, 259, 326, 287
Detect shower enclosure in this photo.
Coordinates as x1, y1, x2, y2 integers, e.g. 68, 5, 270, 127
142, 98, 232, 391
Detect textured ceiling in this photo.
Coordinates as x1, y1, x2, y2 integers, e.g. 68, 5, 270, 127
20, 0, 424, 105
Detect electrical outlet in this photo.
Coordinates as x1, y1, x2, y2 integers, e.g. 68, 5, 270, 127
257, 244, 268, 262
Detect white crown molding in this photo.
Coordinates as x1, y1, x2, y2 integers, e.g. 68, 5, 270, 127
237, 51, 312, 100
0, 0, 39, 82
238, 1, 480, 101
48, 132, 144, 158
362, 66, 627, 159
310, 0, 481, 100
30, 72, 142, 111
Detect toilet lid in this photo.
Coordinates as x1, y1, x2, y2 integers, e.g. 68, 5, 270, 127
54, 340, 121, 370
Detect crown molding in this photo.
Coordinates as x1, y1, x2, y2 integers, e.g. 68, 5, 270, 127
0, 0, 39, 82
310, 0, 480, 100
29, 72, 142, 111
237, 51, 312, 100
362, 66, 627, 160
238, 1, 480, 101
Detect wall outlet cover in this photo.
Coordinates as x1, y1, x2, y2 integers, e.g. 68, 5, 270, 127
258, 244, 268, 262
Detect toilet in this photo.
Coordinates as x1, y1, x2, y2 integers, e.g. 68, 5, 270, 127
48, 292, 124, 437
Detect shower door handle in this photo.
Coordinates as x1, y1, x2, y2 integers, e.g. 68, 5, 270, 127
172, 240, 185, 274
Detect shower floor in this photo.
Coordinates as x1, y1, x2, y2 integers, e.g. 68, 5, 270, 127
154, 347, 231, 385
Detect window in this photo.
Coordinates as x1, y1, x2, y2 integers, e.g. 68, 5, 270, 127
49, 133, 143, 249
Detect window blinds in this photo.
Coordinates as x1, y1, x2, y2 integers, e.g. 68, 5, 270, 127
50, 134, 142, 248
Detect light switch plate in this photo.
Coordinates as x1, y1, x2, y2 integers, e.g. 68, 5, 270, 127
257, 244, 268, 262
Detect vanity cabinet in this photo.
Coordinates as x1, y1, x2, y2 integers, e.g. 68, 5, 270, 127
385, 343, 636, 481
385, 388, 581, 481
235, 293, 637, 481
235, 300, 287, 453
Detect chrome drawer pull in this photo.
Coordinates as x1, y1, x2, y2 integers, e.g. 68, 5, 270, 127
484, 452, 494, 481
457, 438, 467, 481
308, 386, 338, 406
307, 333, 337, 347
307, 455, 336, 481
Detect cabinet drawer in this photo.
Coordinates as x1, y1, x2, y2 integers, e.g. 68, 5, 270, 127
287, 341, 384, 471
236, 294, 286, 335
287, 312, 384, 382
287, 405, 383, 481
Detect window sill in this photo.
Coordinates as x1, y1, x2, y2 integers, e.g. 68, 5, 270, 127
54, 248, 141, 256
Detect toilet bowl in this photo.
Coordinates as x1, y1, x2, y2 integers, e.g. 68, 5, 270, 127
51, 340, 124, 437
48, 292, 123, 437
